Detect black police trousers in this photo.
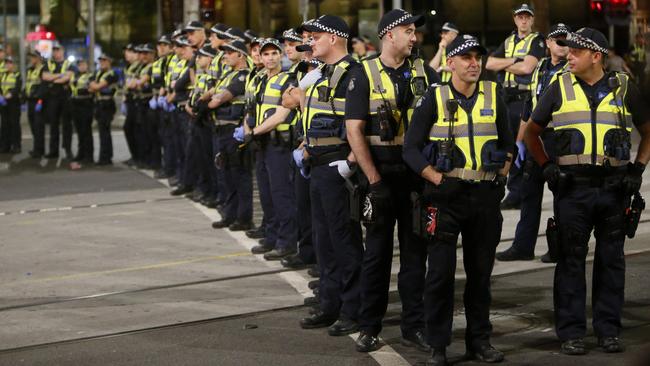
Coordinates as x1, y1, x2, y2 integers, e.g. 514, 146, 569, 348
359, 171, 427, 336
45, 96, 68, 156
424, 180, 504, 348
553, 184, 628, 341
293, 164, 315, 264
0, 101, 20, 151
123, 98, 138, 161
94, 101, 116, 163
504, 96, 526, 203
511, 156, 546, 255
27, 99, 45, 155
71, 99, 94, 163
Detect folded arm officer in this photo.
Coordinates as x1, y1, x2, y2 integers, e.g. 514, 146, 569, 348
41, 43, 74, 158
429, 22, 459, 83
296, 15, 364, 335
0, 57, 22, 153
524, 27, 650, 356
150, 34, 174, 177
69, 59, 94, 164
486, 3, 545, 209
88, 54, 118, 165
345, 9, 438, 353
497, 23, 571, 262
25, 51, 46, 158
404, 35, 513, 366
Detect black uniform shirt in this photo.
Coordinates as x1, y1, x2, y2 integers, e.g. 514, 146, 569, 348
531, 73, 650, 128
174, 65, 192, 102
225, 70, 248, 96
345, 55, 439, 126
403, 82, 514, 175
522, 59, 567, 121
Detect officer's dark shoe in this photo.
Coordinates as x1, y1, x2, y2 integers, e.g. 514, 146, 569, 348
251, 243, 274, 254
499, 197, 520, 210
598, 337, 625, 353
229, 221, 253, 231
168, 176, 179, 187
308, 279, 319, 290
257, 238, 267, 246
187, 191, 204, 202
123, 158, 135, 166
64, 149, 73, 160
355, 331, 380, 352
45, 152, 59, 159
426, 347, 448, 366
308, 266, 320, 278
245, 226, 265, 239
328, 318, 359, 336
154, 170, 169, 179
495, 247, 534, 261
29, 151, 43, 159
560, 338, 586, 355
10, 146, 22, 154
280, 254, 309, 269
212, 219, 234, 229
300, 310, 337, 329
95, 160, 113, 166
303, 295, 319, 306
540, 251, 557, 263
201, 197, 216, 208
263, 247, 296, 261
401, 329, 432, 353
170, 185, 192, 196
466, 343, 504, 363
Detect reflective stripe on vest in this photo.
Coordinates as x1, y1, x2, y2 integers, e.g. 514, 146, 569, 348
552, 72, 632, 166
529, 58, 568, 112
47, 59, 70, 74
303, 61, 351, 147
0, 71, 18, 95
440, 48, 451, 83
94, 69, 117, 98
254, 71, 297, 131
71, 72, 92, 97
26, 64, 43, 97
502, 32, 539, 88
429, 81, 498, 171
165, 55, 179, 88
190, 72, 214, 105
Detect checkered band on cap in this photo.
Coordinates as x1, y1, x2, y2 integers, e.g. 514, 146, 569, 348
309, 20, 349, 39
567, 32, 609, 54
447, 37, 482, 57
548, 24, 570, 38
283, 29, 303, 42
379, 12, 415, 39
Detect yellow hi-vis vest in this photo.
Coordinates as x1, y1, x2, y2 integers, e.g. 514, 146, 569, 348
26, 64, 44, 98
502, 32, 539, 89
440, 48, 451, 83
208, 51, 231, 82
189, 71, 214, 107
124, 61, 141, 95
94, 69, 117, 100
303, 61, 351, 148
529, 57, 568, 111
0, 71, 19, 96
151, 54, 171, 90
70, 72, 92, 98
428, 81, 499, 180
213, 69, 249, 125
254, 70, 297, 132
361, 56, 429, 146
552, 72, 632, 167
165, 55, 179, 89
243, 68, 264, 127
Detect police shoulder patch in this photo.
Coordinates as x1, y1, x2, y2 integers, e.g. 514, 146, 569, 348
348, 78, 355, 91
238, 75, 246, 81
415, 96, 425, 108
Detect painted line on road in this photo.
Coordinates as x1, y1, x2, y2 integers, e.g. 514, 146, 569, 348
138, 169, 413, 366
0, 197, 183, 217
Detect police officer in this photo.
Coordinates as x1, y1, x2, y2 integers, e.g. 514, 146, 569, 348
486, 3, 545, 209
123, 43, 142, 166
296, 14, 364, 336
345, 9, 438, 352
209, 40, 254, 230
497, 23, 571, 262
524, 27, 650, 356
134, 43, 156, 168
151, 34, 173, 179
404, 35, 514, 365
429, 22, 459, 83
162, 30, 186, 187
88, 54, 118, 165
0, 57, 21, 154
242, 38, 298, 260
25, 50, 46, 158
69, 59, 94, 165
42, 42, 74, 159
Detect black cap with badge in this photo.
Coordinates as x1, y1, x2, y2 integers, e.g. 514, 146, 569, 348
184, 20, 204, 32
138, 43, 156, 53
547, 23, 571, 39
446, 34, 487, 58
210, 23, 230, 38
223, 27, 247, 42
441, 22, 459, 34
198, 45, 217, 58
281, 29, 303, 43
259, 38, 282, 52
158, 34, 172, 45
298, 15, 350, 39
556, 27, 609, 55
377, 9, 425, 39
220, 40, 249, 56
513, 3, 534, 16
244, 30, 258, 43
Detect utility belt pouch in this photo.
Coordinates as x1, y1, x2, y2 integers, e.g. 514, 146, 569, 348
546, 217, 559, 262
377, 103, 396, 141
626, 192, 646, 238
411, 192, 424, 237
436, 140, 454, 173
348, 182, 362, 222
604, 129, 631, 161
412, 76, 426, 96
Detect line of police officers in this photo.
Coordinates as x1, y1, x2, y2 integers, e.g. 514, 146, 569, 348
1, 3, 648, 364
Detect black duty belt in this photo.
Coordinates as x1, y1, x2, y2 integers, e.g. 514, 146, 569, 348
306, 150, 349, 167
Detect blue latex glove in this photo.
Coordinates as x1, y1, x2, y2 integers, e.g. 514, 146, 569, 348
120, 102, 127, 115
233, 126, 245, 142
0, 96, 6, 106
148, 97, 158, 110
292, 148, 304, 168
35, 100, 43, 112
515, 140, 526, 168
165, 102, 176, 112
157, 96, 166, 107
21, 103, 27, 112
300, 166, 311, 179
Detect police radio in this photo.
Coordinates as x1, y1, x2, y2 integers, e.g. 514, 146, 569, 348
436, 99, 459, 173
605, 76, 631, 162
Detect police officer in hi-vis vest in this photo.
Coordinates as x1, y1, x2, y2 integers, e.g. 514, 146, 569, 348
486, 3, 545, 210
404, 35, 514, 366
134, 43, 156, 168
123, 43, 142, 166
525, 27, 650, 356
0, 57, 21, 154
69, 59, 94, 165
25, 50, 46, 158
88, 54, 118, 165
429, 22, 459, 84
345, 9, 439, 353
151, 34, 173, 178
497, 23, 571, 263
42, 42, 74, 159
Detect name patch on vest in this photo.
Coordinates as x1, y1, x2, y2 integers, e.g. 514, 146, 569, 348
480, 109, 494, 116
